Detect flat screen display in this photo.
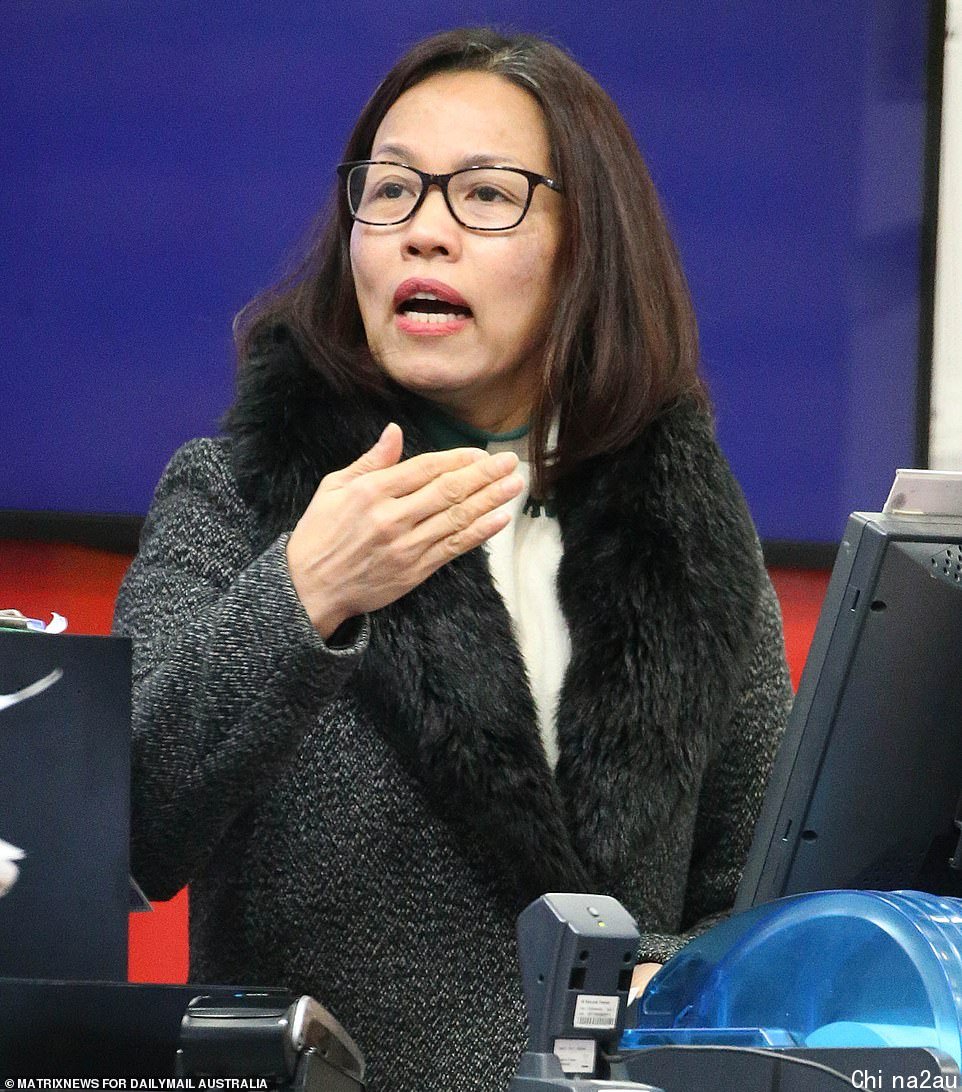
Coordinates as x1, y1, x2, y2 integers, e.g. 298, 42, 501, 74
736, 510, 962, 909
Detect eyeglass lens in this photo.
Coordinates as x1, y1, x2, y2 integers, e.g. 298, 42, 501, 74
347, 164, 530, 229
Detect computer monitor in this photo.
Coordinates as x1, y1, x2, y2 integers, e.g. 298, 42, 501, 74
736, 511, 962, 910
0, 631, 131, 979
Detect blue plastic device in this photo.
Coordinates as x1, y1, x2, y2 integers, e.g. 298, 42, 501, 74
625, 890, 962, 1067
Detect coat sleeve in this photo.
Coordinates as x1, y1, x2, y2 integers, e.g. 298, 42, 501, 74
637, 567, 793, 964
113, 438, 369, 900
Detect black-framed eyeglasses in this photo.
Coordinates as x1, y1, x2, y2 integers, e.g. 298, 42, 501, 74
337, 160, 562, 231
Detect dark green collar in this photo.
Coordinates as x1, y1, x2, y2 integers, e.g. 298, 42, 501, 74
414, 399, 529, 451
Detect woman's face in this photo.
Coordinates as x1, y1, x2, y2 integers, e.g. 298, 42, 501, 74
349, 71, 562, 433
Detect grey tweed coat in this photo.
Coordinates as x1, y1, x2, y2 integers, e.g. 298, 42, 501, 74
114, 329, 792, 1092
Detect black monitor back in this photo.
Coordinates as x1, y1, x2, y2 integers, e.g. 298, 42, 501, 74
736, 512, 962, 910
0, 630, 131, 979
0, 980, 291, 1076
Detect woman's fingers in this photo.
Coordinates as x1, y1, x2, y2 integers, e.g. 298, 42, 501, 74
360, 444, 490, 499
404, 465, 524, 552
394, 449, 522, 524
420, 506, 514, 574
409, 506, 513, 582
321, 427, 514, 511
288, 430, 527, 637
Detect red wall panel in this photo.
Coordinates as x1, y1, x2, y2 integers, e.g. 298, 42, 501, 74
0, 540, 828, 984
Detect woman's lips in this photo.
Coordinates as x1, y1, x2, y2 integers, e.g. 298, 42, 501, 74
395, 310, 472, 336
393, 277, 473, 336
392, 277, 470, 310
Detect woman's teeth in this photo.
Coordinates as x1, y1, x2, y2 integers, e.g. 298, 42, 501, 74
403, 311, 466, 323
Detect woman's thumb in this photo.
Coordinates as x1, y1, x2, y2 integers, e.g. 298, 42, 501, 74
344, 422, 404, 478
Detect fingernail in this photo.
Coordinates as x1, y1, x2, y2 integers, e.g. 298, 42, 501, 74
491, 451, 520, 472
500, 474, 523, 496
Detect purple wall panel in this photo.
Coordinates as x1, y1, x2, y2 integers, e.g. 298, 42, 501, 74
0, 1, 931, 543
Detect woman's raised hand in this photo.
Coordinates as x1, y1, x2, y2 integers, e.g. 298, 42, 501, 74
286, 422, 523, 639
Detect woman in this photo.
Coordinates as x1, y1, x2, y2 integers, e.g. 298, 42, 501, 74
115, 27, 792, 1092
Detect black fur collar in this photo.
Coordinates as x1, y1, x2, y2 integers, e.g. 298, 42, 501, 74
224, 329, 762, 909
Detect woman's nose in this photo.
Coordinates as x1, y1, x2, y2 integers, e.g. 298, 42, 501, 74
402, 187, 462, 258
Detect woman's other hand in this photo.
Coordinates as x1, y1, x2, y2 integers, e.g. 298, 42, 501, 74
628, 962, 663, 1006
286, 422, 523, 638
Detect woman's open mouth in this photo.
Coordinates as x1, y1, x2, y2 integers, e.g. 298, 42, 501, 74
393, 280, 474, 335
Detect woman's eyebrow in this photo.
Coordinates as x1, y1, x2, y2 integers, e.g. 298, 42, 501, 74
369, 143, 525, 169
459, 152, 525, 168
370, 141, 415, 161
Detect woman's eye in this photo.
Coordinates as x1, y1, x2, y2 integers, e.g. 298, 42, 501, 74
469, 185, 509, 203
375, 182, 404, 199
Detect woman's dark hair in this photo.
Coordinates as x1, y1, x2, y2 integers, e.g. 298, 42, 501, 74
235, 27, 706, 492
